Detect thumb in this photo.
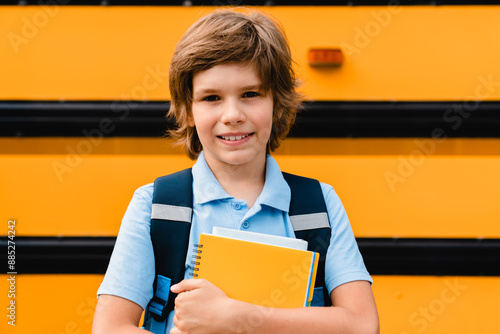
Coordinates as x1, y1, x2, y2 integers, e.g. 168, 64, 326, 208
171, 278, 204, 293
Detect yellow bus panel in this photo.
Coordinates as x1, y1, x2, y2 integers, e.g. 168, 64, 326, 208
1, 6, 500, 101
1, 274, 499, 334
373, 276, 500, 334
2, 138, 500, 238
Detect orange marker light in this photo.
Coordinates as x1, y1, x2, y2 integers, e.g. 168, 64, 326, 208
308, 48, 343, 67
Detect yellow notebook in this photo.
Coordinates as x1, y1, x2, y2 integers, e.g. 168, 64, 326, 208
193, 232, 319, 308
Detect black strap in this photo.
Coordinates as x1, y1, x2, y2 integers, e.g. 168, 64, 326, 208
282, 172, 332, 306
147, 168, 193, 324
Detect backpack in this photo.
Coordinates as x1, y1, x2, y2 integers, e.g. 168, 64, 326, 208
143, 168, 332, 333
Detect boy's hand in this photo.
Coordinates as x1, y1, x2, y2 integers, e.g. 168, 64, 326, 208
170, 279, 246, 334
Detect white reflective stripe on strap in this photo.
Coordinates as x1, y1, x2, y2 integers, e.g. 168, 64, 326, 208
151, 204, 192, 223
290, 212, 330, 231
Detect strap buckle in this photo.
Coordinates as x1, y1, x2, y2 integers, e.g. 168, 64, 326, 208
148, 275, 171, 320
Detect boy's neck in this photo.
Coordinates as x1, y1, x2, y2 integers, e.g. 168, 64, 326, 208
204, 154, 266, 209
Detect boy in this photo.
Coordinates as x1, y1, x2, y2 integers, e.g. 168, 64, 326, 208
93, 8, 379, 334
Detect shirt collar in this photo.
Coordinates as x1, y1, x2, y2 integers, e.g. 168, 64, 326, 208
192, 151, 233, 204
257, 155, 291, 212
192, 151, 291, 212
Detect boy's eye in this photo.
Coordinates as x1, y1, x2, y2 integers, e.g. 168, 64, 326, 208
202, 95, 220, 102
242, 91, 260, 98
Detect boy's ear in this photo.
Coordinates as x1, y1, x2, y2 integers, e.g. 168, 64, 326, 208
187, 113, 195, 127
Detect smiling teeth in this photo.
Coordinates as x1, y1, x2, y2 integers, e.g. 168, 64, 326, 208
221, 134, 249, 141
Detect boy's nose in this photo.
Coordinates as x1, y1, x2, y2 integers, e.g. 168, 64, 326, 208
221, 100, 246, 125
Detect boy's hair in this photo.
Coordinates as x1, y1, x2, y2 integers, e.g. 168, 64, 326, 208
168, 9, 301, 160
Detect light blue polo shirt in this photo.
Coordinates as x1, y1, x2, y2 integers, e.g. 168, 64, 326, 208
97, 151, 372, 332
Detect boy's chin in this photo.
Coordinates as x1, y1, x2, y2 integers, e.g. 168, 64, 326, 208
206, 150, 266, 168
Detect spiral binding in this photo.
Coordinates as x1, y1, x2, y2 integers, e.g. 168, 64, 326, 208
189, 244, 203, 277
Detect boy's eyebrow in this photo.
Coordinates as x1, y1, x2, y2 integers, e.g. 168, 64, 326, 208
240, 84, 263, 91
193, 88, 220, 95
193, 84, 263, 96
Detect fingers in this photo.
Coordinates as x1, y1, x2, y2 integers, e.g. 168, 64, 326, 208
169, 324, 183, 334
170, 278, 207, 293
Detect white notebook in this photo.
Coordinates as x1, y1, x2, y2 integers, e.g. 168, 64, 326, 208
212, 226, 308, 251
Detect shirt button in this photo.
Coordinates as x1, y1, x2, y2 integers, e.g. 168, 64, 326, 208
234, 203, 241, 210
242, 221, 250, 229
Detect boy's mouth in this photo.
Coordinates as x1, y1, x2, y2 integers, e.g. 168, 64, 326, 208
218, 133, 253, 141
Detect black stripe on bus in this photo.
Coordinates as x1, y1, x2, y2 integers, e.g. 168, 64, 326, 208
1, 100, 500, 138
3, 1, 500, 6
2, 236, 500, 275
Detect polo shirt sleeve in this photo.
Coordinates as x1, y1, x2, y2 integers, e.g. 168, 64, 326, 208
96, 184, 155, 310
321, 183, 373, 295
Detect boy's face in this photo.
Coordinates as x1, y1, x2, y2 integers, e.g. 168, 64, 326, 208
189, 63, 273, 171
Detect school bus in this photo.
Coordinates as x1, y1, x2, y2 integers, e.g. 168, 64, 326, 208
1, 2, 500, 333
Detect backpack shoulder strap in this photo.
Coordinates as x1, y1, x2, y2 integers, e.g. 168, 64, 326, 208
282, 172, 332, 306
143, 168, 193, 333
